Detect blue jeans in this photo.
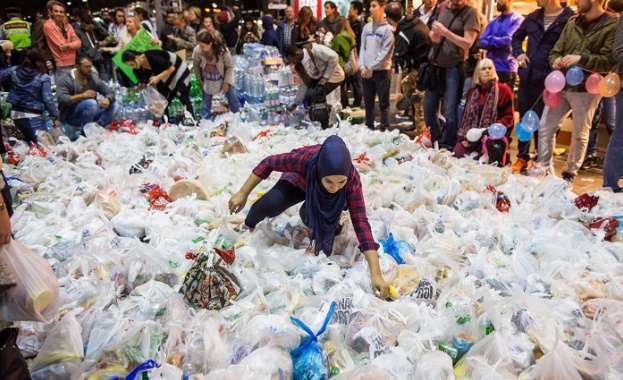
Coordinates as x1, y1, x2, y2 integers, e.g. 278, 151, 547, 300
516, 84, 545, 161
602, 91, 623, 192
348, 71, 363, 108
423, 66, 462, 149
362, 70, 391, 130
201, 86, 241, 120
587, 96, 616, 155
65, 99, 120, 129
14, 117, 47, 144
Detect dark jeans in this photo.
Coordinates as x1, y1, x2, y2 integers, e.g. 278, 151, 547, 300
362, 70, 391, 131
603, 91, 623, 192
423, 65, 464, 149
587, 96, 616, 155
245, 180, 306, 228
516, 84, 544, 161
345, 72, 363, 108
14, 116, 47, 144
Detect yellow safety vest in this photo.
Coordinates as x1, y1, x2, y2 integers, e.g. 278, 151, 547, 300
1, 18, 32, 49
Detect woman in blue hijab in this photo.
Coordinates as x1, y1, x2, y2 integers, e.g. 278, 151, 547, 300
229, 135, 388, 298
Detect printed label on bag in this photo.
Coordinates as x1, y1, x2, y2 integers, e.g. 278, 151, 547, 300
331, 295, 353, 325
410, 278, 436, 304
363, 329, 390, 359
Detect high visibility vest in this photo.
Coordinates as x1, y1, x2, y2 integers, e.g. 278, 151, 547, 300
1, 18, 32, 49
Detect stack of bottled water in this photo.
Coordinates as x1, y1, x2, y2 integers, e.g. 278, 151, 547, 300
278, 66, 297, 105
264, 82, 280, 112
244, 74, 265, 105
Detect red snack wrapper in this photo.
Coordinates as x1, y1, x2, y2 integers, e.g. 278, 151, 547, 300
588, 217, 619, 241
574, 193, 599, 212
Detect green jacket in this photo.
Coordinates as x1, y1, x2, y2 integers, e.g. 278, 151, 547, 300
330, 31, 356, 68
548, 13, 618, 91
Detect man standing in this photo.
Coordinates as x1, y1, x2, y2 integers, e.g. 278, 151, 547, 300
359, 0, 394, 132
602, 15, 623, 192
278, 6, 298, 53
478, 0, 524, 89
347, 1, 364, 107
385, 1, 431, 134
537, 0, 617, 187
510, 0, 574, 173
56, 56, 118, 131
169, 13, 197, 60
43, 1, 81, 81
100, 10, 112, 30
160, 11, 178, 53
75, 14, 106, 81
108, 8, 126, 44
414, 0, 441, 30
317, 1, 340, 36
424, 0, 480, 149
0, 8, 31, 66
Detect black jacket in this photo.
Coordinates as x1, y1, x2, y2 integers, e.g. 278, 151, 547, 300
393, 15, 431, 71
350, 18, 364, 54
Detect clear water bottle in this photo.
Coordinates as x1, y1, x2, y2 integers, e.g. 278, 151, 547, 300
434, 219, 445, 233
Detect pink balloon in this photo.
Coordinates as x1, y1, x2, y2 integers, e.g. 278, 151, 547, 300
544, 70, 566, 93
543, 89, 561, 108
586, 72, 603, 95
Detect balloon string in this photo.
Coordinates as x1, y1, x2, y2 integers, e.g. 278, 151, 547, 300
530, 93, 544, 112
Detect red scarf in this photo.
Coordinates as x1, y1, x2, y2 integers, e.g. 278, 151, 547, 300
458, 80, 499, 139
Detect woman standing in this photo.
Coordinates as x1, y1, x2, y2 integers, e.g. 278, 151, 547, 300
192, 30, 240, 120
295, 6, 317, 46
228, 135, 389, 299
330, 16, 356, 107
202, 16, 224, 41
260, 15, 280, 48
122, 49, 193, 117
187, 7, 204, 34
454, 58, 514, 161
133, 7, 156, 36
0, 48, 59, 144
235, 16, 261, 54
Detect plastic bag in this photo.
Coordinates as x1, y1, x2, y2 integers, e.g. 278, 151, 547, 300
0, 240, 59, 322
30, 312, 84, 372
290, 301, 337, 380
331, 364, 395, 380
143, 86, 168, 118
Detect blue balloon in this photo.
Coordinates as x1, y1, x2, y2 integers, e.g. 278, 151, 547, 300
521, 110, 540, 133
515, 122, 533, 142
566, 66, 584, 86
488, 123, 507, 140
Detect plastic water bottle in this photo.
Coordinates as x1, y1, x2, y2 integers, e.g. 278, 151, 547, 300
434, 219, 445, 233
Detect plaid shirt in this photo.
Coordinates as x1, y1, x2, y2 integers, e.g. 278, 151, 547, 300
253, 145, 379, 252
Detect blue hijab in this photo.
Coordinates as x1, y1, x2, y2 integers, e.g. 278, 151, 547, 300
305, 136, 352, 255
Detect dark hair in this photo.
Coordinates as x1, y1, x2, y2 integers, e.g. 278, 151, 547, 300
370, 0, 387, 6
80, 12, 93, 24
114, 8, 125, 17
121, 49, 140, 63
134, 7, 149, 20
607, 0, 623, 12
283, 44, 300, 59
350, 1, 364, 15
75, 55, 92, 66
197, 30, 226, 57
385, 1, 404, 22
324, 1, 337, 9
20, 48, 48, 74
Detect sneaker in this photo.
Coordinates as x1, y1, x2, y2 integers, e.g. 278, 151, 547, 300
512, 158, 529, 174
581, 154, 597, 170
395, 113, 411, 120
562, 171, 574, 189
396, 93, 422, 111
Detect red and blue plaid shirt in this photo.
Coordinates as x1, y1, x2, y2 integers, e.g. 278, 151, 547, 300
253, 144, 379, 252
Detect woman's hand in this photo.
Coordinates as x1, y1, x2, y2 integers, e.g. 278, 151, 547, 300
136, 83, 147, 92
228, 191, 248, 214
222, 83, 229, 93
371, 273, 389, 300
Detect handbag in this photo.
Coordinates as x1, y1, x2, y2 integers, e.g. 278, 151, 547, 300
416, 6, 469, 92
343, 47, 360, 77
179, 245, 241, 310
308, 85, 329, 123
0, 328, 32, 380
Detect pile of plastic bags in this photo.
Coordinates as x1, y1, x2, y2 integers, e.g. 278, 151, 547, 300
3, 115, 623, 379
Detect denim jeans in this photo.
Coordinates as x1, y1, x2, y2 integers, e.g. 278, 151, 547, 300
362, 70, 391, 130
587, 96, 616, 155
65, 99, 120, 129
602, 91, 623, 192
423, 65, 462, 149
516, 84, 545, 161
201, 85, 241, 120
14, 116, 47, 144
348, 71, 363, 108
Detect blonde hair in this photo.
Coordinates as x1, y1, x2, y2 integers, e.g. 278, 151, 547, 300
335, 16, 355, 39
472, 58, 499, 85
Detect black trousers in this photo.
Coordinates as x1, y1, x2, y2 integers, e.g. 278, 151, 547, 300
245, 180, 307, 228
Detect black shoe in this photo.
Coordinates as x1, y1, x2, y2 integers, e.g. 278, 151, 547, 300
562, 171, 574, 189
403, 124, 416, 132
396, 93, 421, 111
581, 154, 597, 170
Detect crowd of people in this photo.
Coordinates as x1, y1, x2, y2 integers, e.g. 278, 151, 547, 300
0, 0, 623, 191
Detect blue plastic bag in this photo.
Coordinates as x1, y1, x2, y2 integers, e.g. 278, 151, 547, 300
290, 302, 337, 380
379, 233, 415, 265
125, 359, 160, 380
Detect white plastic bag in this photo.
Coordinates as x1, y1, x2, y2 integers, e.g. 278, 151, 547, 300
143, 86, 168, 118
0, 241, 59, 322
